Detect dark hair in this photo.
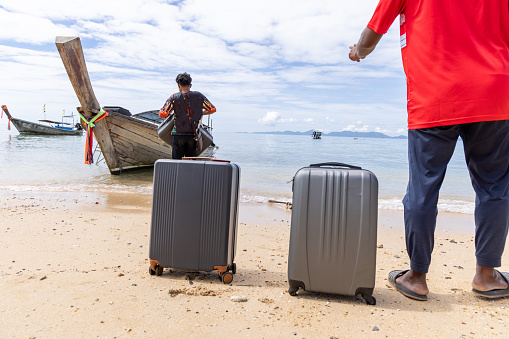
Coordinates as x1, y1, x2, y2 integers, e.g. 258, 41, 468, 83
176, 72, 192, 86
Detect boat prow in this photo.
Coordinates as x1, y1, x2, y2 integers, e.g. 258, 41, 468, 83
55, 36, 216, 175
1, 105, 83, 136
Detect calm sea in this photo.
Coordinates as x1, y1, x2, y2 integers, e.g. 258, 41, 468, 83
0, 129, 475, 214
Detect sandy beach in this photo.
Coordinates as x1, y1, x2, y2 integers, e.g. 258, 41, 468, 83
0, 191, 508, 338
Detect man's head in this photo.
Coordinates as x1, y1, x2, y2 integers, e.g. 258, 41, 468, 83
176, 72, 192, 92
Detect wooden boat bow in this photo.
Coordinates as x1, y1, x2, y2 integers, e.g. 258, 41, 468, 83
55, 36, 120, 172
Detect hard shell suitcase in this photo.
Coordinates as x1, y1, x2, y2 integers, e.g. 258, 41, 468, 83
149, 158, 240, 284
287, 162, 378, 304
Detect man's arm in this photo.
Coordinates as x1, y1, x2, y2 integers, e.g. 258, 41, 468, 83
159, 97, 174, 118
349, 27, 384, 62
202, 97, 216, 115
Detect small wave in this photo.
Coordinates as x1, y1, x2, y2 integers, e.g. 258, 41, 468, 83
378, 197, 404, 211
240, 194, 292, 204
0, 184, 475, 214
378, 197, 474, 214
0, 183, 153, 195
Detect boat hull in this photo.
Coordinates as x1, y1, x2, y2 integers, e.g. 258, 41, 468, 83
11, 118, 83, 135
104, 112, 171, 174
102, 112, 214, 174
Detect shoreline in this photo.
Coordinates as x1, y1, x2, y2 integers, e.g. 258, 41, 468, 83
1, 190, 508, 337
1, 189, 477, 233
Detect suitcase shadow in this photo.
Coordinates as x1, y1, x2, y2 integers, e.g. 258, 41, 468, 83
154, 268, 225, 284
150, 268, 466, 311
283, 290, 376, 306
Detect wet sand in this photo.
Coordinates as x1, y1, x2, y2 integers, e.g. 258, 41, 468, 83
0, 191, 508, 338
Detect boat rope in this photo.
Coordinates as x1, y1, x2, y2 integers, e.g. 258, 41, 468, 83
77, 108, 108, 165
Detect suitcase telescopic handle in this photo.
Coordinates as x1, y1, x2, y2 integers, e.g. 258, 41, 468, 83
182, 157, 231, 163
310, 162, 362, 169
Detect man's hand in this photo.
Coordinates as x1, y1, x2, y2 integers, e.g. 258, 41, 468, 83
349, 28, 384, 62
349, 44, 361, 62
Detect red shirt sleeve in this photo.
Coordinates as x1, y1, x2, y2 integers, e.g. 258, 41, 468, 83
367, 0, 406, 34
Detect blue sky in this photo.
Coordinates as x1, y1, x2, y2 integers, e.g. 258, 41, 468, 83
0, 0, 407, 135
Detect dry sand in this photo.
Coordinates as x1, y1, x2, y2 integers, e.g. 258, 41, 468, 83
0, 191, 508, 338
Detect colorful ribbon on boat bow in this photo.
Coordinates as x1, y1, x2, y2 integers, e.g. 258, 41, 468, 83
77, 108, 108, 165
1, 105, 11, 130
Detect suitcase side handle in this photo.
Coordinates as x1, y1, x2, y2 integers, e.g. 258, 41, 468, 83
310, 162, 361, 169
182, 156, 231, 163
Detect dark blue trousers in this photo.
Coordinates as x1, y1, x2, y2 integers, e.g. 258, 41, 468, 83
404, 120, 509, 273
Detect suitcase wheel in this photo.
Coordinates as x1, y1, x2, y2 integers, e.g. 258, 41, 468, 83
288, 279, 304, 296
214, 265, 234, 284
149, 264, 163, 276
363, 295, 376, 305
288, 286, 299, 296
221, 272, 233, 284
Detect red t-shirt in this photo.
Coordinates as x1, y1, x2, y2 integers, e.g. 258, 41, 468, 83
368, 0, 509, 129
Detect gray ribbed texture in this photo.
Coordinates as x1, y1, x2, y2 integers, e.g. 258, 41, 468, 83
316, 170, 349, 265
199, 165, 229, 269
149, 161, 178, 263
288, 166, 378, 296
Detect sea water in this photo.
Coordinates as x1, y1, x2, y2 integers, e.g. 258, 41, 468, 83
0, 129, 475, 214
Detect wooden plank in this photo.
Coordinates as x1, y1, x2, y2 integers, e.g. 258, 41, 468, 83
107, 122, 171, 154
55, 36, 120, 172
111, 133, 171, 165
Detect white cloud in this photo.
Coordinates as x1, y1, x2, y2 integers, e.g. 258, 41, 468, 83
258, 111, 281, 126
258, 111, 315, 126
258, 111, 299, 125
343, 122, 369, 132
0, 0, 408, 133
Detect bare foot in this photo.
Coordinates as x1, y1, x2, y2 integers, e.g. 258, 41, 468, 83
396, 269, 429, 296
472, 265, 508, 291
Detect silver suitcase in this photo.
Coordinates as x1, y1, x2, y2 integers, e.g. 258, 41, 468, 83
288, 163, 378, 304
149, 158, 240, 284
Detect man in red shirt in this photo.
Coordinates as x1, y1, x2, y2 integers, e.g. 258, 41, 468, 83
350, 0, 509, 300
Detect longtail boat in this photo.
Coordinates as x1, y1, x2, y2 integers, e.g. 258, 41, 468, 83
55, 36, 214, 175
1, 105, 83, 136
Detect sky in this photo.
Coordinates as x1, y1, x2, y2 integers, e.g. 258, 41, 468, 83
0, 0, 408, 135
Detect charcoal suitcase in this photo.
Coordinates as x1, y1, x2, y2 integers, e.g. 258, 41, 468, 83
149, 158, 240, 283
287, 162, 378, 304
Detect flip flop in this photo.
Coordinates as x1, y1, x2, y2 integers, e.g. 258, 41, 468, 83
472, 271, 509, 299
388, 270, 428, 301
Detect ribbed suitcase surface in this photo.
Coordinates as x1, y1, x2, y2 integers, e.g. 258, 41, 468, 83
288, 163, 378, 304
149, 159, 239, 281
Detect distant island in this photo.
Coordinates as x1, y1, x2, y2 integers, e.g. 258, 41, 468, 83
250, 130, 407, 139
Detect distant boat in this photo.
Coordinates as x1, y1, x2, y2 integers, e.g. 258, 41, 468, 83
1, 105, 83, 136
312, 130, 322, 139
55, 36, 215, 175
